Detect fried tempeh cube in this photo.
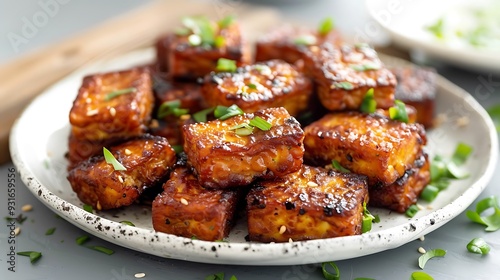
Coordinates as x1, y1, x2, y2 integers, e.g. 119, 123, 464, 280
247, 165, 368, 243
67, 135, 176, 210
308, 43, 396, 111
304, 111, 426, 186
152, 166, 239, 241
166, 16, 250, 80
201, 59, 313, 116
66, 132, 118, 171
255, 24, 342, 65
369, 152, 430, 213
391, 66, 437, 128
153, 74, 205, 115
182, 107, 305, 189
69, 68, 154, 142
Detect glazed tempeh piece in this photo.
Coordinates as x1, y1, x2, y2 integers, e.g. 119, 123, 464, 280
152, 166, 239, 241
166, 17, 250, 80
309, 43, 396, 111
369, 152, 430, 213
153, 75, 205, 116
182, 107, 305, 189
201, 59, 313, 116
304, 111, 426, 186
392, 66, 437, 128
67, 135, 176, 210
247, 165, 368, 242
255, 24, 342, 65
69, 68, 154, 142
155, 34, 176, 72
148, 116, 194, 147
67, 132, 117, 171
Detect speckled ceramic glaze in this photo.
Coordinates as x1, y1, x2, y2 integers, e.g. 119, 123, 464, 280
10, 49, 498, 265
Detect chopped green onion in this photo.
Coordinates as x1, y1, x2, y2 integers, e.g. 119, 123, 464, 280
45, 227, 56, 236
318, 17, 335, 36
254, 64, 272, 75
331, 160, 350, 173
214, 104, 244, 120
88, 245, 114, 255
104, 87, 136, 101
451, 142, 473, 165
205, 272, 225, 280
103, 147, 127, 171
360, 88, 376, 113
487, 104, 500, 131
171, 145, 184, 154
430, 155, 447, 182
373, 214, 380, 223
321, 261, 340, 280
188, 34, 202, 46
405, 204, 419, 218
216, 58, 237, 72
182, 16, 216, 46
17, 251, 42, 264
426, 17, 445, 39
293, 34, 317, 46
411, 271, 434, 280
418, 248, 446, 269
214, 35, 225, 48
466, 237, 490, 255
362, 202, 375, 233
229, 276, 238, 280
446, 161, 469, 179
350, 63, 380, 71
230, 122, 254, 136
334, 81, 354, 90
83, 204, 93, 213
76, 235, 90, 245
157, 99, 189, 119
193, 107, 215, 123
120, 221, 135, 227
466, 196, 500, 232
420, 185, 440, 202
249, 116, 272, 131
247, 83, 257, 90
218, 15, 235, 29
389, 100, 409, 123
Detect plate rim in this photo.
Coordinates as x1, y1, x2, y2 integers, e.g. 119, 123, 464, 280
9, 50, 499, 265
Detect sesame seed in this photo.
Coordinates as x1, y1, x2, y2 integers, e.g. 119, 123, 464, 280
86, 109, 99, 116
22, 204, 33, 212
418, 247, 426, 254
96, 201, 102, 211
416, 203, 424, 210
279, 225, 286, 234
14, 227, 21, 236
288, 238, 293, 243
124, 149, 132, 155
109, 107, 116, 117
307, 181, 319, 187
118, 175, 124, 183
180, 198, 189, 205
426, 205, 433, 210
419, 236, 425, 241
85, 98, 92, 103
180, 114, 191, 121
134, 272, 146, 278
149, 119, 159, 129
456, 116, 469, 127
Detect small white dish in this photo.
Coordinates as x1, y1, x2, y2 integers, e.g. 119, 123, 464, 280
10, 49, 498, 265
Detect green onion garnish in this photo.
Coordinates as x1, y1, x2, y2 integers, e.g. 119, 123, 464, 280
103, 147, 127, 171
466, 196, 500, 232
249, 116, 272, 131
405, 204, 419, 218
88, 245, 115, 255
230, 122, 254, 136
451, 142, 473, 165
193, 107, 215, 123
157, 99, 189, 119
321, 261, 340, 280
318, 17, 335, 36
104, 87, 136, 101
218, 15, 235, 29
247, 83, 257, 90
466, 237, 490, 254
120, 221, 135, 227
334, 81, 354, 90
420, 185, 440, 202
182, 16, 216, 46
45, 227, 56, 236
214, 35, 225, 48
293, 35, 317, 46
216, 58, 237, 72
17, 251, 42, 264
205, 272, 225, 280
350, 63, 380, 71
425, 17, 445, 40
411, 271, 434, 280
214, 104, 244, 120
362, 202, 375, 233
360, 88, 376, 113
418, 248, 446, 269
83, 204, 93, 214
487, 104, 500, 131
171, 145, 184, 154
389, 100, 409, 123
76, 235, 90, 245
331, 160, 350, 173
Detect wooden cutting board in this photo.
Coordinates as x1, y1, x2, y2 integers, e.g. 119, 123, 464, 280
0, 0, 280, 164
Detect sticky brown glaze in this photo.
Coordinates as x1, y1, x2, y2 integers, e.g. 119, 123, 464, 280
168, 22, 250, 80
67, 135, 176, 210
155, 33, 176, 72
369, 152, 430, 213
201, 59, 313, 117
148, 116, 194, 147
152, 166, 239, 241
391, 66, 437, 128
66, 132, 119, 171
304, 111, 426, 186
308, 43, 396, 111
247, 165, 368, 242
69, 67, 154, 142
255, 24, 342, 65
182, 107, 304, 189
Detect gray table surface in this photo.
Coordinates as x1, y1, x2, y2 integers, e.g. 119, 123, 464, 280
1, 1, 500, 279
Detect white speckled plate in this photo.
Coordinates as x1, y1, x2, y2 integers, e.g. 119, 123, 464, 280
10, 48, 498, 265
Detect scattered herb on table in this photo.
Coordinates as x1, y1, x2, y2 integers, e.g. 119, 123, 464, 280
411, 271, 434, 280
17, 251, 42, 264
466, 196, 500, 232
45, 227, 56, 235
83, 204, 93, 214
321, 261, 340, 280
466, 237, 490, 255
418, 248, 446, 269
